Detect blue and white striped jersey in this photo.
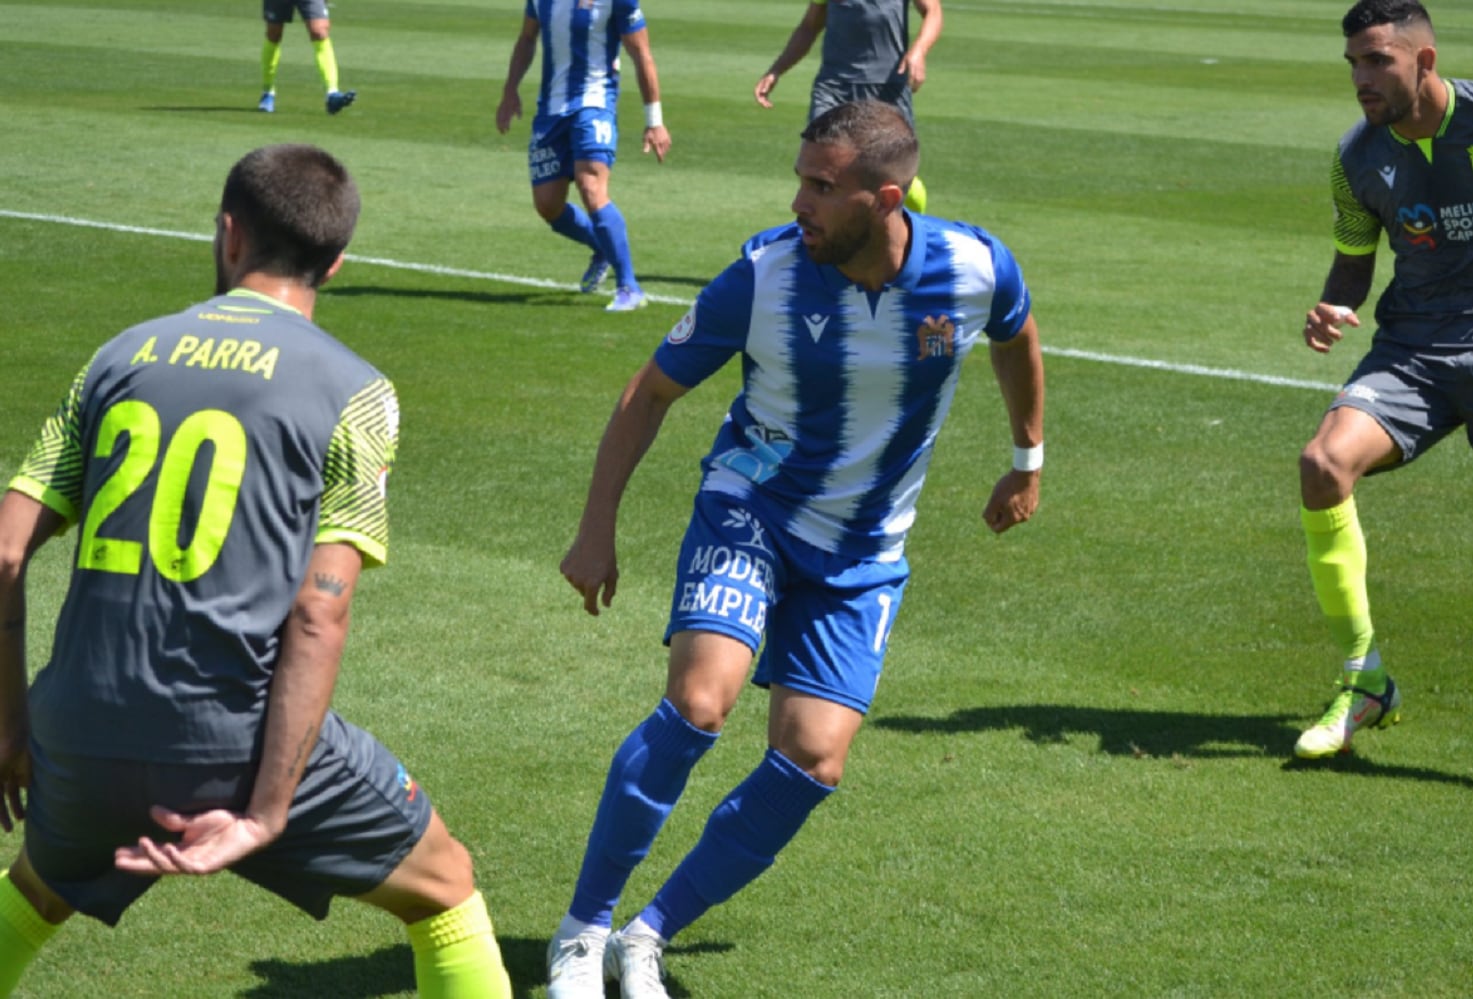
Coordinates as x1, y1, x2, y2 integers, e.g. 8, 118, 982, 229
526, 0, 646, 119
654, 213, 1031, 562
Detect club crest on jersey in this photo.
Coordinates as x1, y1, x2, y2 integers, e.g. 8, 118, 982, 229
916, 314, 956, 359
1396, 203, 1437, 250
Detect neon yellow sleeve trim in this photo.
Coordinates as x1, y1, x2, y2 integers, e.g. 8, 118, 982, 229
5, 476, 78, 528
315, 528, 386, 568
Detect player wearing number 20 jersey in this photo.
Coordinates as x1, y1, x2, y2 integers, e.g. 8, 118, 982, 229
8, 287, 398, 765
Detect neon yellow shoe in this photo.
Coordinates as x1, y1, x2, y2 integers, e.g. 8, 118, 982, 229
1294, 676, 1402, 759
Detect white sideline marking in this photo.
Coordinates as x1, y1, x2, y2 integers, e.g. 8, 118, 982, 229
1, 208, 1341, 394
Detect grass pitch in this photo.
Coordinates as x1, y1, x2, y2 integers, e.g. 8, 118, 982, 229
3, 0, 1473, 995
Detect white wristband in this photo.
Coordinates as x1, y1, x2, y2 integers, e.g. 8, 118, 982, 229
644, 101, 663, 129
1013, 443, 1044, 472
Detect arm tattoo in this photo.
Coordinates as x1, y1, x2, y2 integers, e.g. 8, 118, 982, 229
312, 573, 347, 597
289, 727, 316, 778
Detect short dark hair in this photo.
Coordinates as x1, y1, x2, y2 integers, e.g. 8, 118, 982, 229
220, 144, 360, 288
801, 100, 919, 192
1342, 0, 1433, 38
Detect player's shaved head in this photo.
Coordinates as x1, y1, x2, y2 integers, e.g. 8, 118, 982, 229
802, 100, 919, 193
1342, 0, 1434, 44
221, 144, 360, 288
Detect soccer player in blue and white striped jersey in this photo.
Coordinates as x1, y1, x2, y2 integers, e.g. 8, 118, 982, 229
547, 101, 1045, 998
496, 0, 671, 313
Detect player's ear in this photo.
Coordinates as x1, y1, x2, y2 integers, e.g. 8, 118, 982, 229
321, 252, 347, 285
875, 181, 905, 216
218, 212, 246, 265
1417, 43, 1436, 77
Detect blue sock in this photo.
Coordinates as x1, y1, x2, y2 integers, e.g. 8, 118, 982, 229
637, 748, 833, 941
590, 203, 638, 290
568, 699, 717, 927
549, 203, 599, 250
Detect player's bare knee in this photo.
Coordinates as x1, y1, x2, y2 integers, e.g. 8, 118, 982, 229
667, 691, 728, 734
806, 760, 843, 788
1299, 441, 1354, 503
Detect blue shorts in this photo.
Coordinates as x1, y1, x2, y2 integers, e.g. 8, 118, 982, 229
529, 108, 618, 186
665, 490, 909, 714
23, 711, 433, 926
1329, 338, 1473, 471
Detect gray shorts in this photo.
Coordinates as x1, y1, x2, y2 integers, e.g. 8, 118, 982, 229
23, 711, 433, 926
809, 76, 914, 124
263, 0, 329, 24
1329, 337, 1473, 471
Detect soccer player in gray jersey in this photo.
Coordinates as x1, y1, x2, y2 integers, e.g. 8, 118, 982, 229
1294, 0, 1473, 759
754, 0, 942, 211
258, 0, 356, 114
0, 144, 511, 996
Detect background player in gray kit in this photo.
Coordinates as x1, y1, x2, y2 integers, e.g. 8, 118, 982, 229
0, 144, 511, 997
754, 0, 942, 211
257, 0, 356, 114
1294, 0, 1473, 759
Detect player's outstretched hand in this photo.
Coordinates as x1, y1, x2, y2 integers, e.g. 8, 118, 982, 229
754, 73, 780, 108
0, 733, 29, 834
643, 125, 671, 163
983, 469, 1040, 535
495, 93, 521, 135
114, 805, 276, 877
1303, 304, 1359, 354
561, 536, 619, 616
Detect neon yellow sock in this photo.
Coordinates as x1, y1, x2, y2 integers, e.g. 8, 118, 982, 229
406, 892, 511, 999
312, 38, 340, 93
0, 869, 60, 994
1301, 497, 1375, 665
261, 39, 282, 93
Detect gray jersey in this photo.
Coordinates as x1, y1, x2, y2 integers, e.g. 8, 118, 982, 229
1333, 78, 1473, 347
10, 289, 398, 763
816, 0, 909, 87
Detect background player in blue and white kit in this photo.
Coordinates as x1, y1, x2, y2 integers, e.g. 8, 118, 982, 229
1294, 1, 1473, 759
496, 0, 671, 313
754, 0, 943, 212
0, 145, 511, 997
546, 101, 1044, 998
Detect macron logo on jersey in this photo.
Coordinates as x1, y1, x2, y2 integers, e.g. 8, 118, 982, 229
803, 313, 830, 342
1379, 164, 1397, 189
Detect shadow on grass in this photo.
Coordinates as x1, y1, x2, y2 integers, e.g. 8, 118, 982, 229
873, 702, 1301, 759
874, 703, 1473, 788
241, 935, 731, 998
1280, 752, 1473, 788
325, 285, 576, 307
144, 106, 261, 114
631, 273, 708, 290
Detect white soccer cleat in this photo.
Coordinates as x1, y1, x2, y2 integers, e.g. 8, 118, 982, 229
1294, 676, 1402, 759
605, 287, 648, 312
603, 925, 670, 999
547, 926, 608, 999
